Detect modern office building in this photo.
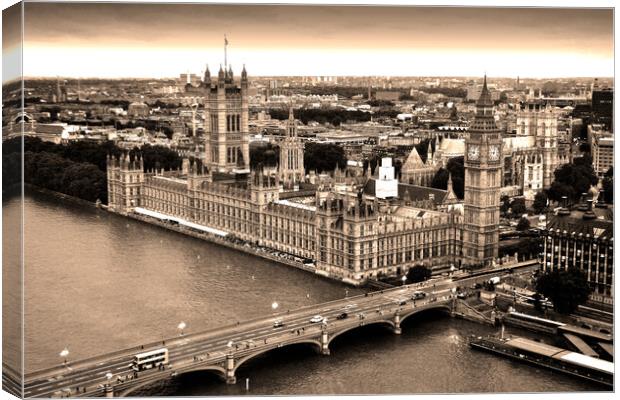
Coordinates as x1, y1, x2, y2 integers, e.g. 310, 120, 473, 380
543, 212, 613, 305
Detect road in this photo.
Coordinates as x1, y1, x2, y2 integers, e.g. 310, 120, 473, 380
22, 261, 539, 398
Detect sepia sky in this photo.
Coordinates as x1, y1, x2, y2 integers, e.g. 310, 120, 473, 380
16, 3, 615, 79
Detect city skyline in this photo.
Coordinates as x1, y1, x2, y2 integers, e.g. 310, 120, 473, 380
6, 4, 614, 80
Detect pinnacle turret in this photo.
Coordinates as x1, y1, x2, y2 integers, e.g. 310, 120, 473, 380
203, 65, 211, 86
476, 74, 493, 107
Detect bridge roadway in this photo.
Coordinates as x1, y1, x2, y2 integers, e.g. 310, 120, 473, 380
20, 260, 539, 398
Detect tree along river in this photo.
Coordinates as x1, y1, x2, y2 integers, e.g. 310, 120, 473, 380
2, 189, 603, 394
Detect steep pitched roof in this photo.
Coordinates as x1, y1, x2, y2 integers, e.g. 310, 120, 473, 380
402, 146, 426, 171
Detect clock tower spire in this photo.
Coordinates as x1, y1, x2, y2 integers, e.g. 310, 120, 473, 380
462, 74, 502, 268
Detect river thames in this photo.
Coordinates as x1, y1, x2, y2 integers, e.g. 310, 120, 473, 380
3, 189, 602, 394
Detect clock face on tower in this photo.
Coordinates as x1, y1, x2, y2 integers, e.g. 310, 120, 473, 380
468, 145, 479, 161
489, 145, 500, 161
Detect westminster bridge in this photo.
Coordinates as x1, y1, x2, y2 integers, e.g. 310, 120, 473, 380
14, 261, 539, 398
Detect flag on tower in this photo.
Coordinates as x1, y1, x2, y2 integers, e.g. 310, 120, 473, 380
224, 35, 229, 68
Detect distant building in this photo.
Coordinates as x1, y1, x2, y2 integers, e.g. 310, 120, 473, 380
591, 88, 613, 131
128, 102, 149, 118
588, 124, 613, 176
502, 102, 570, 200
375, 91, 400, 101
179, 73, 201, 86
543, 212, 613, 305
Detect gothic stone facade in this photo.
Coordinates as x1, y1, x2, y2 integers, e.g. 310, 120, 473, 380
203, 65, 250, 174
108, 156, 462, 284
107, 74, 501, 284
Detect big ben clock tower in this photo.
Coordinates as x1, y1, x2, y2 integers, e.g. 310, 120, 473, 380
462, 75, 502, 267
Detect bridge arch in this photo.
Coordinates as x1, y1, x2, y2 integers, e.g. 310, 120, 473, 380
399, 304, 452, 326
327, 320, 395, 346
233, 340, 322, 374
117, 366, 227, 397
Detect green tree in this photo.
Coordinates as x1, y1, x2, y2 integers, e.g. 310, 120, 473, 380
483, 280, 495, 292
532, 292, 543, 312
500, 195, 511, 217
431, 156, 464, 199
61, 163, 107, 202
250, 143, 280, 169
578, 142, 591, 154
516, 217, 530, 231
414, 138, 435, 163
535, 268, 592, 314
304, 142, 347, 173
131, 144, 182, 171
532, 191, 548, 214
510, 198, 527, 217
548, 156, 598, 204
431, 168, 449, 190
406, 265, 432, 283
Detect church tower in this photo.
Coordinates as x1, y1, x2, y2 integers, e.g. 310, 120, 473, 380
278, 107, 305, 189
203, 64, 250, 174
462, 75, 502, 267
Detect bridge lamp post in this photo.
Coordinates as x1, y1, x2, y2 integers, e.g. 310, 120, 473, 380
104, 372, 114, 397
59, 347, 69, 366
226, 340, 234, 355
271, 301, 279, 314
178, 321, 187, 336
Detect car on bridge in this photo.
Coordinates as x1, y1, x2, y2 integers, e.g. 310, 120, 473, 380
337, 312, 348, 320
310, 315, 324, 323
273, 319, 284, 328
412, 291, 426, 300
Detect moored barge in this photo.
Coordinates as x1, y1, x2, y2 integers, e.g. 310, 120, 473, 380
469, 335, 613, 388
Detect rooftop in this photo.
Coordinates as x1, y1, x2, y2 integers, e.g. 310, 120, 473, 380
547, 214, 613, 239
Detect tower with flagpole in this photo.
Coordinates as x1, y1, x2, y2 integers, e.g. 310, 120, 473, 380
224, 34, 229, 69
202, 35, 250, 174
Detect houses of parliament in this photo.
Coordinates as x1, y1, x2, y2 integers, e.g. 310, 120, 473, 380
107, 66, 502, 285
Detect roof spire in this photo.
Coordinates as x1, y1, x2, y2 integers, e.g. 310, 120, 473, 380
476, 73, 493, 107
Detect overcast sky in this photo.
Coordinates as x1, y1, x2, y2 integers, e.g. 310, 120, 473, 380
12, 3, 615, 79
